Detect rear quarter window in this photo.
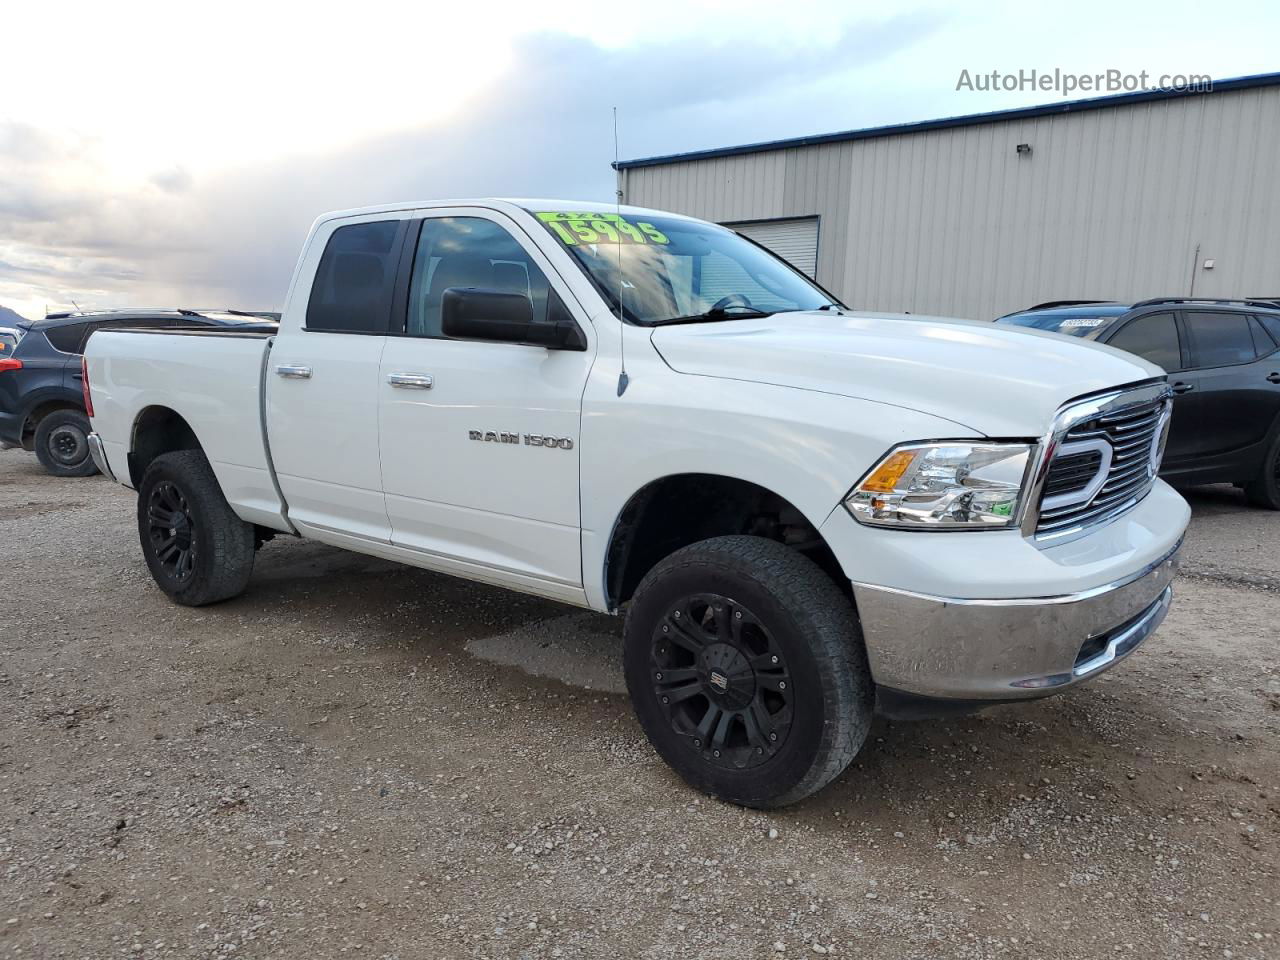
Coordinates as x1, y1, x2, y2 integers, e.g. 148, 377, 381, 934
1254, 313, 1280, 352
43, 323, 91, 354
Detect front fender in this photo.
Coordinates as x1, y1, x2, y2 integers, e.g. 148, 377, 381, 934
578, 356, 982, 610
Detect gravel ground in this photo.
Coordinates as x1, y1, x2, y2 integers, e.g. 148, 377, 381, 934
1, 452, 1276, 960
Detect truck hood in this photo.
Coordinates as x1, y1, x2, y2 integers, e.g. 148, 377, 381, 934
649, 310, 1163, 437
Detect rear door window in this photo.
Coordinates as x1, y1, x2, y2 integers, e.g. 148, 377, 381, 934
306, 220, 404, 334
1183, 311, 1262, 368
1105, 312, 1181, 370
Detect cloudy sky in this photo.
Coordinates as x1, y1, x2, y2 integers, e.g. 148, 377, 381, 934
2, 0, 1276, 320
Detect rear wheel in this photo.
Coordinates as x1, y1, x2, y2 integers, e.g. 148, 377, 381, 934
33, 409, 98, 477
623, 536, 872, 808
1244, 430, 1280, 510
137, 450, 255, 606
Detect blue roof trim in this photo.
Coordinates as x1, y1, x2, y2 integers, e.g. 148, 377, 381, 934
614, 71, 1280, 170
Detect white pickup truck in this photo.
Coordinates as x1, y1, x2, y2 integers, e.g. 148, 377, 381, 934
85, 199, 1189, 807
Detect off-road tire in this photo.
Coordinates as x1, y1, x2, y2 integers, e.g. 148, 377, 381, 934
624, 535, 873, 808
33, 409, 98, 477
137, 450, 254, 606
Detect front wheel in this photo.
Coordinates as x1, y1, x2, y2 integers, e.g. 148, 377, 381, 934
33, 409, 98, 477
137, 450, 255, 606
624, 536, 872, 808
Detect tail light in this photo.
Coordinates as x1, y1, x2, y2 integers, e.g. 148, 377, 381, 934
81, 355, 95, 417
0, 358, 21, 372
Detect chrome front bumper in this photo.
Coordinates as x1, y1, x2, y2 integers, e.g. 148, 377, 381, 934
87, 432, 117, 483
852, 540, 1181, 700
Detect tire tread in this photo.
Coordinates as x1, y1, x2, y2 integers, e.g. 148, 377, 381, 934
137, 450, 254, 606
1244, 430, 1280, 510
627, 535, 872, 808
34, 409, 98, 478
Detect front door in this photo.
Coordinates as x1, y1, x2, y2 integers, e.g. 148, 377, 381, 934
1101, 311, 1200, 465
1173, 310, 1280, 470
377, 211, 595, 587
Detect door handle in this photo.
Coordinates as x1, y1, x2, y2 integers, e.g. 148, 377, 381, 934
275, 364, 312, 379
1171, 381, 1195, 394
1267, 372, 1280, 384
387, 373, 434, 389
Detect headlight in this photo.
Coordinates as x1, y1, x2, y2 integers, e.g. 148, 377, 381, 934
845, 442, 1032, 529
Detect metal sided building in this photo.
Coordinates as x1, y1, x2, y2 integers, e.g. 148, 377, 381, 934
615, 73, 1280, 321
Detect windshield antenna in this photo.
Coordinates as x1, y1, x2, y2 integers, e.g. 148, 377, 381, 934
613, 106, 629, 397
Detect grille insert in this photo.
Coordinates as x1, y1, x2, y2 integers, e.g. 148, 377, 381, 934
1037, 395, 1169, 536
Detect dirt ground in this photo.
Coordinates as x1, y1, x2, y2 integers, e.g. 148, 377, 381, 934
1, 452, 1276, 960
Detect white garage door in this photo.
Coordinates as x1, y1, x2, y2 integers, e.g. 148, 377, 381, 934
724, 217, 819, 278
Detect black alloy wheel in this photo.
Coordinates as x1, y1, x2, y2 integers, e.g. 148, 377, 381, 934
146, 480, 197, 581
135, 450, 255, 605
624, 536, 873, 808
650, 593, 793, 769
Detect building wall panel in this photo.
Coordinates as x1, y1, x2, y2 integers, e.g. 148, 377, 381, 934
622, 86, 1280, 320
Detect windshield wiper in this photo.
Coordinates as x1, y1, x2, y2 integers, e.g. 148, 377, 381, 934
648, 306, 774, 327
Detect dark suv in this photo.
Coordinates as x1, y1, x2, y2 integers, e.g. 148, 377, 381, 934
996, 298, 1280, 508
0, 310, 277, 476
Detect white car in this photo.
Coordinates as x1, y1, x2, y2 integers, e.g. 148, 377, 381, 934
83, 199, 1189, 807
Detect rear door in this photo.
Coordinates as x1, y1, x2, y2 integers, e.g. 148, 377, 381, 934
24, 322, 85, 412
266, 214, 411, 541
1100, 311, 1199, 465
376, 210, 594, 589
45, 321, 93, 392
1172, 309, 1280, 472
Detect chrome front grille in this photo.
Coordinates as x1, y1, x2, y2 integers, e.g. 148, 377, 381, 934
1035, 392, 1170, 537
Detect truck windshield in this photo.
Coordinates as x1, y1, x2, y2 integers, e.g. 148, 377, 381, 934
529, 210, 839, 325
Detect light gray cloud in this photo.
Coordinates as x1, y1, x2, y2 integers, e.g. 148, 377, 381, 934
2, 17, 940, 313
149, 166, 194, 194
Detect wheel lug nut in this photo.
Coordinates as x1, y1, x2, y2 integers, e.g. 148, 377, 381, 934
661, 696, 669, 704
693, 739, 701, 747
713, 750, 721, 758
655, 672, 663, 680
778, 681, 786, 690
769, 732, 777, 741
734, 611, 742, 619
771, 655, 778, 664
756, 747, 764, 755
673, 611, 681, 619
662, 625, 669, 633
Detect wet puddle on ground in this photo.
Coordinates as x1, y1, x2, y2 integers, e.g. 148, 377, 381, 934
465, 611, 627, 693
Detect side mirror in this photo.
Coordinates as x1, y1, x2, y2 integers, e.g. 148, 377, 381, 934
441, 288, 586, 350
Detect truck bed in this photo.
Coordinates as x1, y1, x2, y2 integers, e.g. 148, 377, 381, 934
86, 329, 289, 530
